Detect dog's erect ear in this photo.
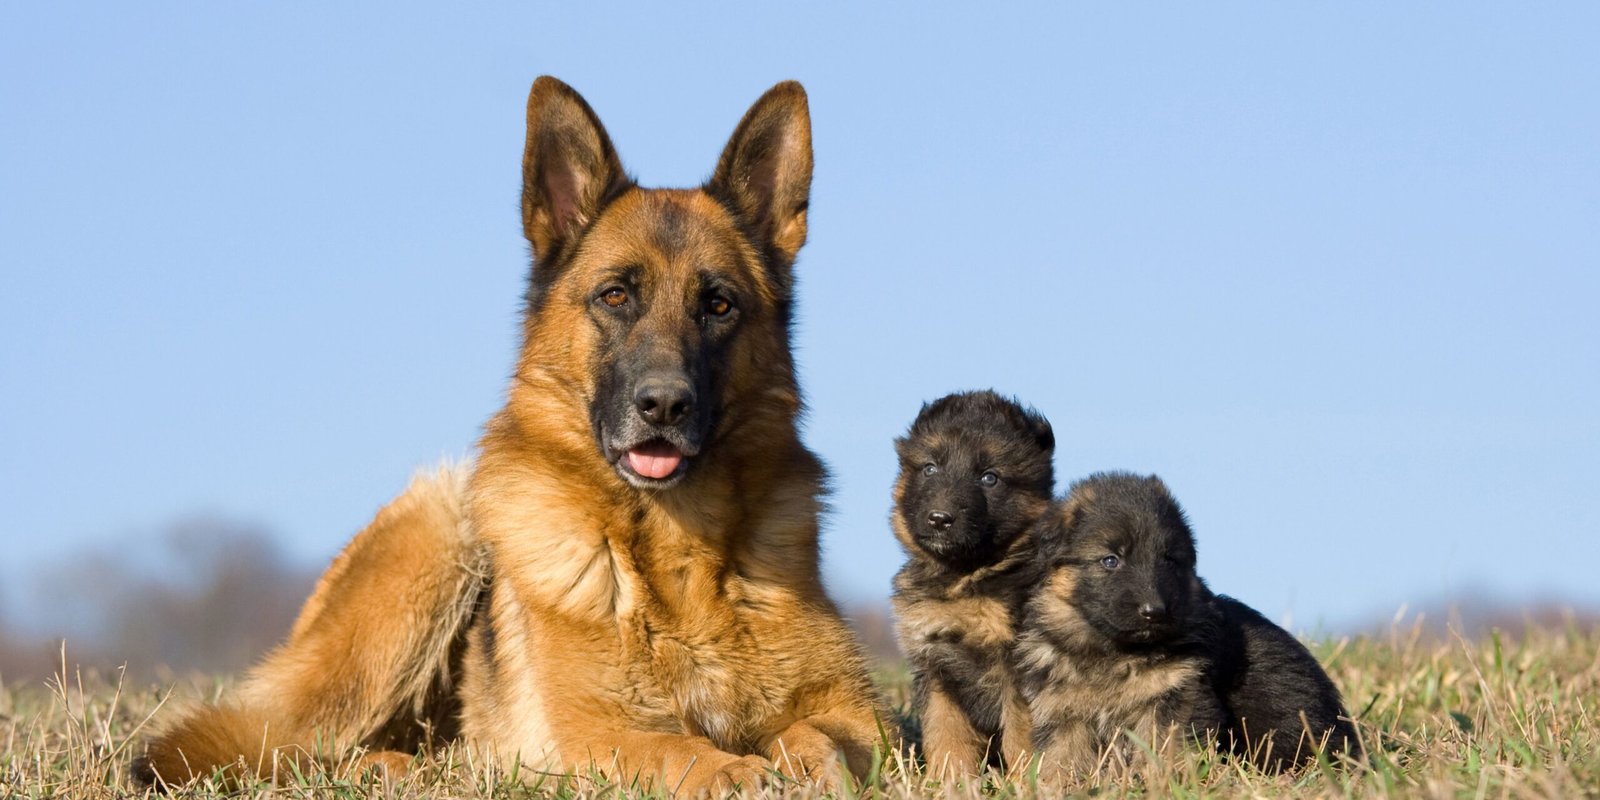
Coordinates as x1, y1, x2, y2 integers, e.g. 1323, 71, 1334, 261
709, 81, 813, 268
522, 76, 630, 264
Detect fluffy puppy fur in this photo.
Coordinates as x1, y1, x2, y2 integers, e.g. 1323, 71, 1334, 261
1015, 472, 1360, 777
889, 391, 1055, 775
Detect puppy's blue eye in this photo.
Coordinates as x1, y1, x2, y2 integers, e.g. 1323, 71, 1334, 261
979, 470, 999, 487
922, 464, 938, 476
1100, 555, 1120, 570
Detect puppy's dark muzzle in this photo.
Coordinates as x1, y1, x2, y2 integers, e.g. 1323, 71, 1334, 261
1119, 610, 1182, 645
1138, 602, 1169, 624
912, 510, 993, 567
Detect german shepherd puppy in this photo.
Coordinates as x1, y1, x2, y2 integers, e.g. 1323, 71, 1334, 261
889, 391, 1055, 775
1015, 472, 1359, 777
135, 77, 888, 794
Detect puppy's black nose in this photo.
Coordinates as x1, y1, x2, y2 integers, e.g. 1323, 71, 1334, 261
1139, 602, 1168, 622
927, 511, 954, 531
634, 377, 694, 426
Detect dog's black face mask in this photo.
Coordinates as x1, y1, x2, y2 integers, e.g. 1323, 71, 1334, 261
585, 254, 745, 490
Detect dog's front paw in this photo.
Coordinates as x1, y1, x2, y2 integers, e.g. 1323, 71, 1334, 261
767, 729, 848, 792
704, 754, 772, 795
352, 749, 413, 782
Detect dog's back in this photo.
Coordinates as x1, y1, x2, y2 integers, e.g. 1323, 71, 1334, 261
1207, 595, 1362, 769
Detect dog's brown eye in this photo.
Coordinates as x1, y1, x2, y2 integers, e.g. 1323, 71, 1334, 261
1100, 555, 1120, 570
706, 295, 733, 316
979, 470, 999, 487
600, 288, 628, 308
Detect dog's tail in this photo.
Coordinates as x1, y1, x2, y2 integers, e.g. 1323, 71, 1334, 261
132, 704, 307, 787
133, 462, 487, 788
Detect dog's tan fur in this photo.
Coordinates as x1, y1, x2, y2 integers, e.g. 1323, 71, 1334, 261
136, 77, 887, 795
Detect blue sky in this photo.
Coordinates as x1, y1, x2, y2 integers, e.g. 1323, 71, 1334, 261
3, 3, 1597, 635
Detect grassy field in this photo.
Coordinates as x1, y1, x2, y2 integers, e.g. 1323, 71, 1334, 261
2, 617, 1596, 799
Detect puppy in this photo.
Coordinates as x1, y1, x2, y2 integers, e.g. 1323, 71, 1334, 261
889, 391, 1055, 775
1015, 472, 1360, 777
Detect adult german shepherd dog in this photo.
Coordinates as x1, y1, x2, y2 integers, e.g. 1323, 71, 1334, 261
135, 77, 887, 794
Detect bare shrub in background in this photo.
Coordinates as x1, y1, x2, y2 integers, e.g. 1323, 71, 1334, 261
0, 517, 316, 682
2, 513, 1592, 689
0, 519, 907, 686
844, 602, 902, 664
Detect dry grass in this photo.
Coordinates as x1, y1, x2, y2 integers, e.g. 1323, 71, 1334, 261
2, 616, 1596, 799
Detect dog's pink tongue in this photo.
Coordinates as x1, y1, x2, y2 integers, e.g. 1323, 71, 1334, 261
627, 442, 683, 480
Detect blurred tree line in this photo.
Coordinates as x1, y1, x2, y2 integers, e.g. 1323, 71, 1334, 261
9, 516, 1581, 689
0, 518, 315, 683
0, 517, 907, 685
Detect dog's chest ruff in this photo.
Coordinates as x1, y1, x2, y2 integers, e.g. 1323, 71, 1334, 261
609, 528, 784, 750
1018, 627, 1204, 748
631, 599, 770, 748
469, 417, 839, 761
894, 593, 1014, 652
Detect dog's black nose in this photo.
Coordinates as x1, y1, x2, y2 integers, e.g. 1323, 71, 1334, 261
635, 377, 694, 426
1139, 602, 1168, 622
927, 511, 954, 531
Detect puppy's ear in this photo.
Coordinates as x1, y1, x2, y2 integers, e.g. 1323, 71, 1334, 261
1034, 500, 1081, 560
1060, 486, 1096, 532
709, 81, 813, 270
904, 401, 937, 443
1144, 475, 1196, 546
521, 76, 630, 265
1026, 409, 1055, 453
893, 435, 912, 460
